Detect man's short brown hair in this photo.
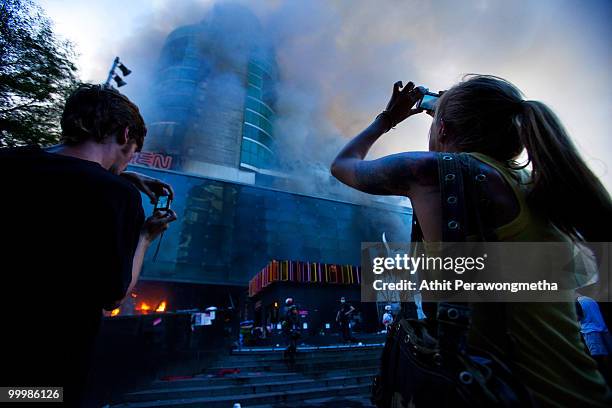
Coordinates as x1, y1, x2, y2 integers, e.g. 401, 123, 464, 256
61, 84, 146, 150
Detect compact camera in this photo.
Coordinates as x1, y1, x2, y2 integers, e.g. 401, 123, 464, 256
154, 195, 171, 212
416, 90, 441, 112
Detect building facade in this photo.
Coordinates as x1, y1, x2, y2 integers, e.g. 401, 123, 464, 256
132, 166, 412, 287
122, 4, 414, 320
144, 3, 278, 180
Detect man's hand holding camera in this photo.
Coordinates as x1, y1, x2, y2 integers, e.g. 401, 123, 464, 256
121, 171, 177, 242
141, 208, 177, 243
126, 192, 177, 297
122, 171, 175, 204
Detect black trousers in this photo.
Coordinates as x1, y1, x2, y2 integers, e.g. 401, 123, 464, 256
339, 321, 354, 342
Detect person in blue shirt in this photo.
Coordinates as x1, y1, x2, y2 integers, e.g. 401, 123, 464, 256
577, 295, 612, 384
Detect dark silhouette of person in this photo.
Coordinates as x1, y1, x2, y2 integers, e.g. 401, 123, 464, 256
0, 85, 177, 406
282, 297, 300, 365
336, 297, 356, 343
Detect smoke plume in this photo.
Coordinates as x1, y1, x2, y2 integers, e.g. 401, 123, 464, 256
109, 0, 611, 199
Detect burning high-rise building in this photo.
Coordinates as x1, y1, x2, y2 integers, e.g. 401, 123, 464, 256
124, 3, 413, 323
144, 3, 277, 181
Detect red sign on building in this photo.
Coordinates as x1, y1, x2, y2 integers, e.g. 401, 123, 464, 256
130, 152, 173, 170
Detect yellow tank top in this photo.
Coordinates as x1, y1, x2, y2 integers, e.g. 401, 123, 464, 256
466, 152, 611, 407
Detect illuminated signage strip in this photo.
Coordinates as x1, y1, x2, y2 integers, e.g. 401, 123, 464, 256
249, 260, 361, 297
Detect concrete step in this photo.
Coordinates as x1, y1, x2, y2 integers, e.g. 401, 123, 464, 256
124, 373, 372, 402
230, 343, 384, 356
112, 383, 371, 408
246, 393, 376, 408
150, 372, 303, 389
150, 363, 378, 390
203, 356, 381, 374
224, 347, 383, 363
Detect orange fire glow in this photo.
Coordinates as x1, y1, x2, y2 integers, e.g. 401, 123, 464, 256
156, 301, 167, 312
110, 308, 120, 316
129, 299, 168, 315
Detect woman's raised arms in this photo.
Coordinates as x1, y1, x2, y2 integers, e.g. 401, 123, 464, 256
330, 81, 437, 197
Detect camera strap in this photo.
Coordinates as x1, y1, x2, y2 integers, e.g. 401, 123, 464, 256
152, 231, 164, 262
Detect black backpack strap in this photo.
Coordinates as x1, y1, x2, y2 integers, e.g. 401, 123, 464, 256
464, 153, 497, 241
437, 153, 509, 355
438, 153, 468, 242
438, 152, 497, 242
407, 153, 499, 354
436, 153, 471, 353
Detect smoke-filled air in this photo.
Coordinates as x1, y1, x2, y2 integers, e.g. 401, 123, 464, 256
43, 0, 612, 199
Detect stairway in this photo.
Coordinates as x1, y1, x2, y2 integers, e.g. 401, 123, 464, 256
111, 343, 383, 408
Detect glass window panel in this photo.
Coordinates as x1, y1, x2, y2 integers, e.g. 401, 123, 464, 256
247, 85, 261, 98
248, 73, 262, 88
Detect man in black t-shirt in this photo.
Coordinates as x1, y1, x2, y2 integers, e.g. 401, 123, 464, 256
0, 85, 176, 406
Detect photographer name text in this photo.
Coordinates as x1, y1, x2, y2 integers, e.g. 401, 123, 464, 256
373, 279, 558, 292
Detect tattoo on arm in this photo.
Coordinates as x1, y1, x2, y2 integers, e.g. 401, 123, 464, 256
352, 152, 438, 196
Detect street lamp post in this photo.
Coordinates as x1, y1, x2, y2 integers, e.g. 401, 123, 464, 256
104, 57, 131, 88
